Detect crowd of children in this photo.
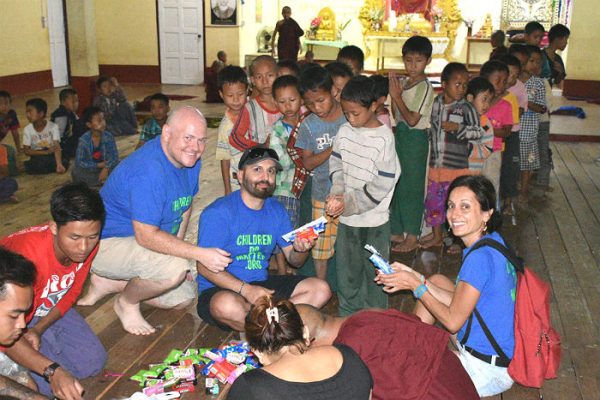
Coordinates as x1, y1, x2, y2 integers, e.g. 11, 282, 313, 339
0, 75, 173, 201
209, 19, 569, 316
1, 18, 569, 319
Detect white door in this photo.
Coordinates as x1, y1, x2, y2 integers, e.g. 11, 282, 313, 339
158, 0, 205, 84
47, 0, 69, 87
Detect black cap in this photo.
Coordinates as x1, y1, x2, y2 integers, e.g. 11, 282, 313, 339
238, 146, 283, 171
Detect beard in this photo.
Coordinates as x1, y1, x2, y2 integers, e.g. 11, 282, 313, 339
242, 177, 276, 199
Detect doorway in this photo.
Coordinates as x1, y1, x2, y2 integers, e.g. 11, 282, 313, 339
47, 0, 69, 87
158, 0, 205, 84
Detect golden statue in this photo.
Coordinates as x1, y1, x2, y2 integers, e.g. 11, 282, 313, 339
316, 7, 336, 41
479, 13, 494, 38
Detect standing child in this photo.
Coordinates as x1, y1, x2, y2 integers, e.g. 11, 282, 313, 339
0, 90, 21, 176
388, 36, 435, 252
489, 30, 509, 60
71, 107, 119, 189
337, 45, 365, 76
519, 46, 547, 203
544, 24, 570, 87
92, 76, 137, 136
23, 98, 68, 175
327, 76, 400, 315
499, 54, 527, 214
51, 88, 83, 160
277, 59, 301, 77
466, 77, 495, 173
228, 56, 281, 152
421, 63, 482, 249
215, 66, 249, 194
537, 25, 570, 191
369, 74, 392, 128
135, 93, 170, 149
325, 61, 353, 103
271, 75, 304, 275
479, 60, 516, 195
297, 65, 347, 280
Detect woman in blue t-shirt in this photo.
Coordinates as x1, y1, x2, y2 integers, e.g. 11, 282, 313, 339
376, 175, 516, 397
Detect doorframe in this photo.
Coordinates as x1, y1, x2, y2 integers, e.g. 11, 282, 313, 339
61, 0, 72, 84
155, 0, 207, 84
48, 0, 72, 85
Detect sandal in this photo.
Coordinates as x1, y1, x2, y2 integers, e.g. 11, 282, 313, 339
446, 243, 463, 255
391, 237, 420, 253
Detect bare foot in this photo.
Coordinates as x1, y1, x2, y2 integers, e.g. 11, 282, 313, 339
391, 234, 405, 243
77, 273, 126, 306
114, 294, 156, 335
392, 235, 419, 253
419, 236, 443, 249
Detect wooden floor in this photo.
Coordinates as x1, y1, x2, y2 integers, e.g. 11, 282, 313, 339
1, 85, 599, 399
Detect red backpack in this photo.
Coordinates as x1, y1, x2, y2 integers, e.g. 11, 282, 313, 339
462, 238, 561, 388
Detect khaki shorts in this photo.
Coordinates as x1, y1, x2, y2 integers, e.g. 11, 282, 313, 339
92, 236, 197, 308
311, 200, 339, 260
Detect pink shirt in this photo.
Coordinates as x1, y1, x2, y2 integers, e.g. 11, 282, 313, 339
508, 80, 528, 132
485, 98, 513, 152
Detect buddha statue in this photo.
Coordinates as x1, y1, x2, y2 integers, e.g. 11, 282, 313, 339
481, 14, 493, 38
316, 7, 336, 41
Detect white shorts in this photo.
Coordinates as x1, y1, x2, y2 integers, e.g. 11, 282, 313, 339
456, 342, 514, 397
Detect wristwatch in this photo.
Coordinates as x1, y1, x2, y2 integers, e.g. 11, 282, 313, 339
42, 362, 61, 381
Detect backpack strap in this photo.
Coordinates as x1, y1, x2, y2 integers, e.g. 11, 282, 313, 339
460, 236, 521, 364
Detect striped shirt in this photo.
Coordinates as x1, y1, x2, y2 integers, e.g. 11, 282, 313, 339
329, 122, 400, 227
429, 95, 483, 170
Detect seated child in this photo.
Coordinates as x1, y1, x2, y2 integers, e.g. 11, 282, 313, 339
489, 30, 509, 60
327, 75, 400, 315
466, 77, 495, 172
277, 59, 301, 77
92, 76, 137, 136
215, 66, 249, 194
0, 90, 21, 176
72, 107, 119, 189
337, 45, 364, 76
51, 88, 85, 159
0, 144, 18, 203
270, 75, 305, 275
369, 74, 392, 128
23, 98, 68, 175
211, 50, 228, 73
325, 61, 353, 103
135, 93, 169, 149
298, 50, 314, 67
421, 63, 481, 249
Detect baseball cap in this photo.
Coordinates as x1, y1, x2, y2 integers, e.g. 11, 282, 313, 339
238, 146, 283, 171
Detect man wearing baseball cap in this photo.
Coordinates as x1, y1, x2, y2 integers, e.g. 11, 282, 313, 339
196, 146, 332, 331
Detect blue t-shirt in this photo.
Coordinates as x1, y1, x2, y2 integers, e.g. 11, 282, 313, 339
100, 138, 201, 238
196, 190, 292, 293
296, 113, 347, 202
457, 231, 517, 359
